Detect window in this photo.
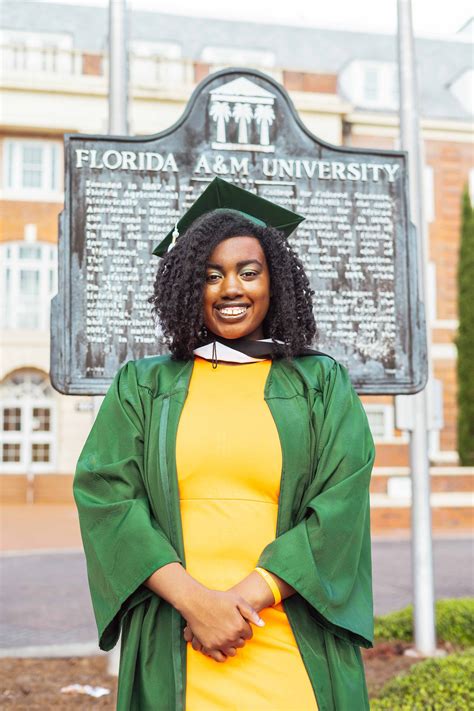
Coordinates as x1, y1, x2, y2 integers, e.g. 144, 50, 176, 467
449, 68, 474, 116
387, 476, 411, 499
0, 371, 56, 474
2, 139, 62, 198
363, 66, 379, 102
0, 29, 74, 75
1, 241, 58, 330
22, 145, 43, 187
130, 40, 185, 87
2, 443, 21, 463
363, 404, 394, 440
3, 407, 21, 431
424, 165, 435, 223
339, 60, 398, 111
426, 260, 437, 325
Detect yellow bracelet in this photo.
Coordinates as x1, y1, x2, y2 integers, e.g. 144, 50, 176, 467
254, 567, 282, 605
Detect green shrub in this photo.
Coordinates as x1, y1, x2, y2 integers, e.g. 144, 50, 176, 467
456, 186, 474, 465
374, 598, 474, 647
371, 648, 474, 710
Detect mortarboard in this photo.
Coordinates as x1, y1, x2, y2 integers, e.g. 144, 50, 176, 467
152, 177, 305, 257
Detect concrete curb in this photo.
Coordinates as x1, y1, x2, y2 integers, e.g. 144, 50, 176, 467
371, 533, 474, 542
0, 642, 105, 659
0, 548, 83, 558
1, 536, 472, 554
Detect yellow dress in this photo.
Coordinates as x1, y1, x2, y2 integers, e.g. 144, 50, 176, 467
176, 356, 318, 711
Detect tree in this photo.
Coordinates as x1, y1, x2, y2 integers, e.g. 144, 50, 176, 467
455, 186, 474, 465
233, 103, 253, 143
210, 101, 231, 143
254, 104, 275, 146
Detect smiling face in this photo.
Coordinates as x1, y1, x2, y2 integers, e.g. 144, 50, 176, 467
202, 235, 271, 340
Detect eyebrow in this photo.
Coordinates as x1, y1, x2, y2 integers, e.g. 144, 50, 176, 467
206, 259, 263, 270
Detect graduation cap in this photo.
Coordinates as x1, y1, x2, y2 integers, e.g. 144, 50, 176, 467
152, 177, 305, 257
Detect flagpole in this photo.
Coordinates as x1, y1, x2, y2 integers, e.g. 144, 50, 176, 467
397, 0, 437, 656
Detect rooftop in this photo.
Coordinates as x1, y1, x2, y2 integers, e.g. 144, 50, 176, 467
2, 0, 473, 120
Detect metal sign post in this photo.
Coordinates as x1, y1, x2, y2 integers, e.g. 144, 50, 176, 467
397, 0, 437, 656
108, 0, 128, 136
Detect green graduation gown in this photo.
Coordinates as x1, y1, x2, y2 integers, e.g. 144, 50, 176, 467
73, 353, 375, 711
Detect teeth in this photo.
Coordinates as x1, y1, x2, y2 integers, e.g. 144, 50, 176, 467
219, 307, 248, 316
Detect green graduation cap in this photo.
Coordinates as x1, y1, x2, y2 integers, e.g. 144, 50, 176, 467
152, 177, 305, 257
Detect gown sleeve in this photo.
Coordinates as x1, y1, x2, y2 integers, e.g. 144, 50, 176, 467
73, 360, 182, 651
257, 360, 375, 648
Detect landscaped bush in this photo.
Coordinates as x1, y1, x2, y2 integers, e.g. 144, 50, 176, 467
371, 648, 474, 710
456, 186, 474, 466
374, 598, 474, 647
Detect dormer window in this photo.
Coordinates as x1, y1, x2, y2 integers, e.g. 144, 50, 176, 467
339, 60, 398, 111
448, 68, 474, 116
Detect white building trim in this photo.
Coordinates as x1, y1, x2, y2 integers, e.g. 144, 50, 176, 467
370, 492, 474, 508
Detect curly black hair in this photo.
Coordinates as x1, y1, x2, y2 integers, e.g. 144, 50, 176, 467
148, 209, 317, 360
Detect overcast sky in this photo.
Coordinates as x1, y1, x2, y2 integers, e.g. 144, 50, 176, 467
33, 0, 473, 38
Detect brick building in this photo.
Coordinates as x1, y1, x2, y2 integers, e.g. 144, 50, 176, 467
1, 1, 473, 532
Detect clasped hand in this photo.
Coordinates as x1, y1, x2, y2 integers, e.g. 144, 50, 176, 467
182, 587, 265, 663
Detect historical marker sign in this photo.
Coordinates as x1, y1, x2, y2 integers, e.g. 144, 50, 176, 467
51, 68, 427, 395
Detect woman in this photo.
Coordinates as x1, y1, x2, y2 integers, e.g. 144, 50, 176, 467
74, 179, 375, 711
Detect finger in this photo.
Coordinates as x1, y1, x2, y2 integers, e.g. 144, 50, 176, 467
240, 623, 253, 641
183, 626, 193, 643
223, 646, 237, 657
191, 636, 203, 652
234, 637, 246, 648
235, 618, 253, 640
237, 601, 265, 628
204, 648, 227, 663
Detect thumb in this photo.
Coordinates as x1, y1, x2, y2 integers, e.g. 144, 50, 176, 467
237, 601, 265, 627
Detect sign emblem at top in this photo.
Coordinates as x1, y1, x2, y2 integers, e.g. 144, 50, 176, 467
209, 77, 276, 152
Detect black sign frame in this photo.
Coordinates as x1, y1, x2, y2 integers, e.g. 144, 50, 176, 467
51, 67, 427, 395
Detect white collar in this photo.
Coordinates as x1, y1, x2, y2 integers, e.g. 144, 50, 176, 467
193, 338, 282, 364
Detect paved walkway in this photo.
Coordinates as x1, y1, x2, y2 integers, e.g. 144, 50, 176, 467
1, 505, 473, 654
371, 537, 473, 613
0, 505, 82, 552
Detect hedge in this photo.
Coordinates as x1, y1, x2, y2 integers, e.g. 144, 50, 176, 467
456, 186, 474, 465
374, 598, 474, 648
371, 648, 474, 710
